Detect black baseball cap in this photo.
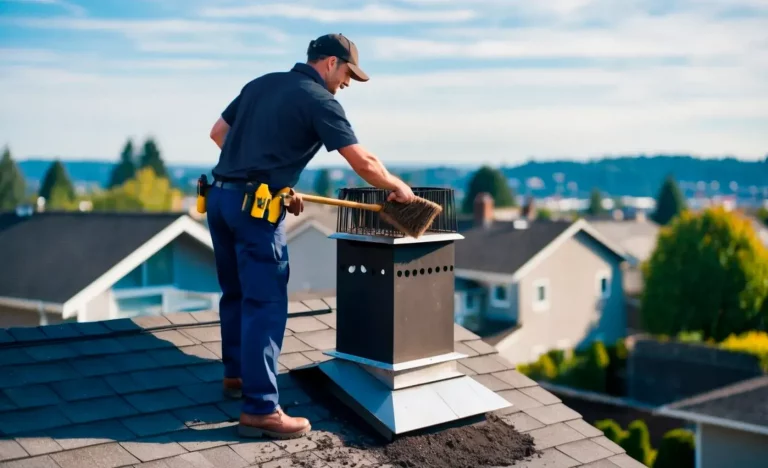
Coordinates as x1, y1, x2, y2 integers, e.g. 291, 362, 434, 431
307, 33, 369, 82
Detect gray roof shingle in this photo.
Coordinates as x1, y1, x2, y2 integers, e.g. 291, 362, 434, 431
0, 297, 638, 467
455, 221, 573, 275
0, 211, 186, 303
660, 375, 768, 430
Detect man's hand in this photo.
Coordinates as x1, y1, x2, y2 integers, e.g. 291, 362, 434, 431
286, 190, 304, 216
387, 183, 415, 203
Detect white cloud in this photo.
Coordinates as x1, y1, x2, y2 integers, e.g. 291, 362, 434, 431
1, 0, 86, 16
2, 60, 765, 165
199, 3, 476, 23
372, 13, 767, 61
7, 16, 287, 38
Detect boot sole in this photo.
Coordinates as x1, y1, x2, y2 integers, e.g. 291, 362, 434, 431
238, 424, 312, 440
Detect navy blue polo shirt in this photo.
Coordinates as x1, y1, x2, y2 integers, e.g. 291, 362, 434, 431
212, 63, 359, 189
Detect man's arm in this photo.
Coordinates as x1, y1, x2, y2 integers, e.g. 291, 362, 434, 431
312, 98, 414, 202
338, 144, 401, 190
211, 92, 241, 149
210, 117, 230, 150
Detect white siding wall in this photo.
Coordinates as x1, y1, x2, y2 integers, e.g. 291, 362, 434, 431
287, 227, 336, 294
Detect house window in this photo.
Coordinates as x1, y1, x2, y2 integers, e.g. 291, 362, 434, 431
596, 271, 610, 299
532, 279, 550, 312
490, 284, 512, 308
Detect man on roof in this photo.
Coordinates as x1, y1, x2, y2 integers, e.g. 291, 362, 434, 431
205, 33, 414, 439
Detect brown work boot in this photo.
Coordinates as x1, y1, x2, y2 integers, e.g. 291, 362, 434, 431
238, 408, 311, 439
223, 378, 242, 399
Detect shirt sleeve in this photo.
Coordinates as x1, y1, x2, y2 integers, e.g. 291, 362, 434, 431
221, 93, 241, 126
312, 97, 359, 152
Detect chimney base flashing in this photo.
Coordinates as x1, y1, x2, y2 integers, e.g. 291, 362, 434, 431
319, 358, 512, 441
325, 350, 467, 372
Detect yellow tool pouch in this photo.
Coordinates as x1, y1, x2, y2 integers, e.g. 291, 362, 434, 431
243, 183, 291, 224
267, 187, 291, 223
196, 174, 209, 214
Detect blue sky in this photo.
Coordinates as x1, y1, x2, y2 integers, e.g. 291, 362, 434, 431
0, 0, 766, 167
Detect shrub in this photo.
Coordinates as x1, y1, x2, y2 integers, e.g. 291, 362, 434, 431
654, 429, 695, 468
517, 353, 558, 381
595, 419, 626, 445
719, 330, 768, 372
621, 420, 656, 467
568, 341, 610, 393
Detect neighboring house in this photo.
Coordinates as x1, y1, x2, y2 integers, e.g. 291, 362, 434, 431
0, 210, 220, 327
656, 376, 768, 468
454, 196, 629, 365
588, 218, 660, 297
283, 204, 338, 297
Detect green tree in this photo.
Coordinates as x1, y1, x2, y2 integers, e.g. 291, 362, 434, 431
108, 139, 136, 188
38, 159, 75, 207
620, 420, 656, 467
587, 188, 605, 216
138, 137, 168, 179
313, 168, 332, 197
654, 429, 695, 468
651, 175, 687, 225
641, 207, 768, 341
462, 165, 515, 213
0, 146, 27, 210
91, 166, 181, 212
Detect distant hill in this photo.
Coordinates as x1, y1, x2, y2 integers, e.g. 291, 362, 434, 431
17, 154, 768, 200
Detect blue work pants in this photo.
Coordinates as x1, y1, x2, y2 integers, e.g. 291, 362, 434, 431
205, 184, 290, 415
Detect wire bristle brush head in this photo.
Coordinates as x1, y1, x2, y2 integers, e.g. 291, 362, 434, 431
379, 196, 443, 238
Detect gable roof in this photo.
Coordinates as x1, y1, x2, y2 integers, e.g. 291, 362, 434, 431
456, 219, 628, 281
656, 375, 768, 436
588, 219, 660, 266
284, 205, 337, 235
0, 299, 642, 467
0, 211, 213, 317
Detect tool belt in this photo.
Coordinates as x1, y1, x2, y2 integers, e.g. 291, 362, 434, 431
196, 174, 290, 224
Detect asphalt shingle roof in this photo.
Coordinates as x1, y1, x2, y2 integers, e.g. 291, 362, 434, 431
456, 221, 573, 275
0, 211, 186, 303
0, 299, 643, 468
663, 375, 768, 429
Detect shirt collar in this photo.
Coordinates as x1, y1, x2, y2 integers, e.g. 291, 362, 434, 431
291, 63, 326, 88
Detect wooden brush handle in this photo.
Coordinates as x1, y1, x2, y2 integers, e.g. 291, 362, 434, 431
283, 193, 383, 212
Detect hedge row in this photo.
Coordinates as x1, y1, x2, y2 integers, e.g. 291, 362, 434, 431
517, 339, 627, 395
595, 419, 694, 468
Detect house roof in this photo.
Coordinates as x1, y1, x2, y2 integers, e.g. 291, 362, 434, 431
0, 299, 642, 467
0, 211, 212, 317
455, 219, 627, 279
456, 220, 573, 276
284, 205, 337, 237
656, 375, 768, 436
588, 219, 660, 265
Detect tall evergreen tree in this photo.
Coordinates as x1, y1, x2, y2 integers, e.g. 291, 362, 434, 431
587, 188, 605, 216
39, 159, 75, 205
108, 139, 136, 188
138, 137, 168, 178
0, 146, 27, 210
313, 168, 332, 197
462, 165, 516, 213
652, 175, 687, 225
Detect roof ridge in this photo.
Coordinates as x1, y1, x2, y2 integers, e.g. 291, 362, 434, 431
664, 374, 768, 410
